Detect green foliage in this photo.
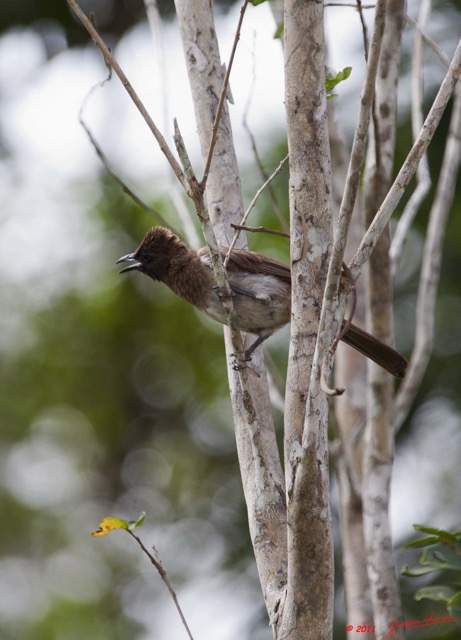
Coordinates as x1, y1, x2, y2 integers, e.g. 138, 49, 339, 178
325, 66, 352, 99
403, 525, 461, 626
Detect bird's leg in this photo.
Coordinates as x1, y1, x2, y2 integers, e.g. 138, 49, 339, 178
230, 333, 269, 370
243, 334, 267, 360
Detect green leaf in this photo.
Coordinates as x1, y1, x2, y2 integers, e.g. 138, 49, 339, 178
413, 524, 446, 535
402, 564, 440, 577
415, 585, 459, 603
447, 592, 461, 625
128, 511, 146, 531
404, 536, 441, 548
325, 66, 352, 93
413, 525, 460, 544
249, 0, 268, 5
421, 545, 461, 570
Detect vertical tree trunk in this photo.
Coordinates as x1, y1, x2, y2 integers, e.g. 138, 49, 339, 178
174, 0, 288, 629
280, 1, 334, 638
362, 1, 406, 637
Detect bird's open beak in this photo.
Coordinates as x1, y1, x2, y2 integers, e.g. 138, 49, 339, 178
116, 253, 142, 273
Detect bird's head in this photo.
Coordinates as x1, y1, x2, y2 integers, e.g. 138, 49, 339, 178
116, 226, 185, 280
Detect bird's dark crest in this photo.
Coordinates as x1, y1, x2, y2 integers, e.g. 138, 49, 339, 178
137, 227, 179, 252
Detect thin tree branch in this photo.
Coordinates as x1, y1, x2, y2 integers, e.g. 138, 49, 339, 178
129, 531, 194, 640
242, 32, 288, 231
143, 0, 201, 248
394, 80, 461, 431
199, 0, 250, 189
360, 1, 406, 636
326, 2, 375, 6
403, 13, 451, 68
349, 37, 461, 280
78, 72, 173, 229
224, 154, 288, 266
356, 0, 370, 57
173, 119, 243, 358
174, 119, 264, 429
330, 96, 372, 627
230, 224, 290, 239
390, 0, 432, 271
66, 0, 188, 192
242, 128, 287, 229
313, 0, 388, 400
320, 266, 357, 397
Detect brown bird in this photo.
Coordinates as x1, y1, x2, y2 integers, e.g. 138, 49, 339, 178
117, 227, 407, 379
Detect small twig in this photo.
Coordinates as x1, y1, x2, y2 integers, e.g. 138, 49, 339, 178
66, 0, 188, 192
320, 350, 345, 396
243, 154, 289, 221
394, 80, 461, 431
81, 118, 171, 227
350, 37, 461, 281
230, 224, 290, 238
356, 0, 370, 59
242, 32, 288, 231
390, 180, 430, 273
320, 265, 355, 397
325, 2, 375, 6
331, 0, 387, 272
403, 13, 451, 68
173, 120, 250, 376
173, 120, 202, 197
128, 531, 194, 640
200, 0, 250, 189
390, 0, 432, 271
78, 69, 174, 229
312, 0, 388, 387
242, 138, 286, 228
224, 155, 289, 266
143, 0, 201, 248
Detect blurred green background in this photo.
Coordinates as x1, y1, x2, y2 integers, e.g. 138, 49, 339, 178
1, 1, 461, 639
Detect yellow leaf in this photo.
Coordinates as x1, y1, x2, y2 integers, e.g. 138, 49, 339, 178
92, 516, 129, 536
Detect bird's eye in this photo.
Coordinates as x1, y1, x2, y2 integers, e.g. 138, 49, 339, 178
139, 250, 149, 262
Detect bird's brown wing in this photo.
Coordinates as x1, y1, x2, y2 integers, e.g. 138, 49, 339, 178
197, 246, 292, 283
196, 245, 407, 378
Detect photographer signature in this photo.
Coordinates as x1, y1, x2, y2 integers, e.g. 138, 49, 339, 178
386, 612, 460, 637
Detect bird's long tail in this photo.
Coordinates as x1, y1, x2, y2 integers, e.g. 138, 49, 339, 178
342, 323, 407, 379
